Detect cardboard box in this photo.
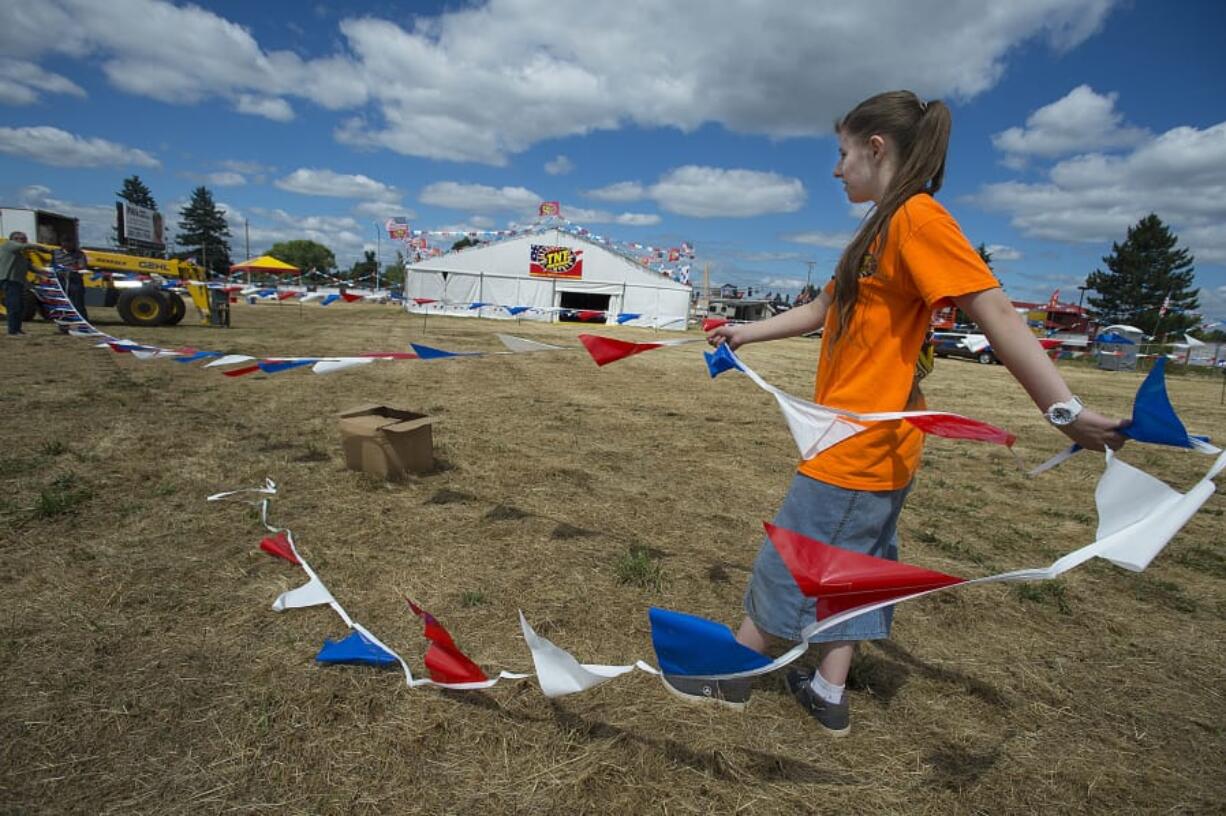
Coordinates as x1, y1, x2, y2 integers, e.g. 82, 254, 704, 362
338, 403, 435, 480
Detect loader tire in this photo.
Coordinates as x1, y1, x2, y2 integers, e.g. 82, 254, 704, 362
117, 289, 170, 327
164, 292, 187, 326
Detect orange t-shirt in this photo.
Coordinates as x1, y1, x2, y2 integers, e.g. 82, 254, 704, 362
798, 194, 999, 491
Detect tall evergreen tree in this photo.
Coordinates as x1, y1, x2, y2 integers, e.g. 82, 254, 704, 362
176, 186, 232, 276
117, 175, 158, 210
1086, 214, 1198, 337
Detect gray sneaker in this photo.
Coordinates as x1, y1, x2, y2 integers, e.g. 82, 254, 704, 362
785, 669, 850, 736
661, 673, 751, 710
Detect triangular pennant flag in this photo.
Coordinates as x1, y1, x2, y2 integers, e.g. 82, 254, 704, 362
312, 358, 375, 374
901, 413, 1016, 447
340, 292, 363, 303
703, 343, 742, 378
702, 317, 728, 332
468, 301, 491, 310
358, 352, 418, 359
578, 334, 664, 367
506, 305, 532, 316
173, 351, 223, 364
648, 607, 773, 676
205, 354, 255, 368
259, 531, 300, 564
300, 292, 325, 303
258, 359, 317, 374
222, 364, 262, 377
272, 574, 337, 613
771, 391, 867, 458
316, 630, 400, 667
413, 297, 438, 306
615, 313, 641, 324
1122, 357, 1215, 450
496, 334, 566, 353
410, 343, 481, 360
320, 294, 341, 306
276, 290, 298, 301
764, 523, 966, 619
519, 611, 636, 697
406, 599, 489, 684
576, 309, 605, 322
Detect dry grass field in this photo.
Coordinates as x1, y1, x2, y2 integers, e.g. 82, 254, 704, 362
2, 302, 1224, 815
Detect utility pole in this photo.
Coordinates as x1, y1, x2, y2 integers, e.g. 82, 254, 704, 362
805, 260, 816, 301
375, 222, 382, 292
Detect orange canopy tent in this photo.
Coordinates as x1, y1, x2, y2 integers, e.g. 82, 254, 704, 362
229, 255, 301, 274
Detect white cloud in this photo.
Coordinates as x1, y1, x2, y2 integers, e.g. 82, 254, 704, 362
207, 171, 247, 187
419, 181, 540, 214
15, 185, 116, 247
275, 168, 401, 204
559, 206, 661, 226
973, 120, 1226, 264
235, 94, 295, 122
3, 0, 1118, 164
544, 154, 573, 175
985, 243, 1022, 261
649, 166, 805, 218
992, 85, 1147, 162
219, 159, 272, 175
762, 276, 807, 290
352, 201, 416, 220
232, 206, 377, 268
0, 126, 158, 168
782, 230, 853, 249
0, 58, 85, 104
585, 181, 646, 203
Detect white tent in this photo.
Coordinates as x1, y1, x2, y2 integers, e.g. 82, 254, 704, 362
403, 230, 692, 330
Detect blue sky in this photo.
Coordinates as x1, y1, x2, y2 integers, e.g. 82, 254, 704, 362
1, 0, 1224, 320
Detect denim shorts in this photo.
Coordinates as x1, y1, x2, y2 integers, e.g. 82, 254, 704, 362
744, 472, 912, 643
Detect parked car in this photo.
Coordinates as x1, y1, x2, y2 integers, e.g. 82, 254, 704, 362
932, 330, 998, 365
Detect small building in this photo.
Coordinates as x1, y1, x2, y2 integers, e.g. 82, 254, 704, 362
707, 298, 775, 322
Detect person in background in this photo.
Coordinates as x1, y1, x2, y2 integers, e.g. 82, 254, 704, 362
1, 232, 48, 337
52, 236, 89, 325
664, 90, 1127, 736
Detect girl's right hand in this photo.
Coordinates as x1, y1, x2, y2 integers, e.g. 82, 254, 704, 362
706, 324, 746, 350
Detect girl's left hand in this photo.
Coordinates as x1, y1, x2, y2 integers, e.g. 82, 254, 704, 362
1060, 408, 1128, 452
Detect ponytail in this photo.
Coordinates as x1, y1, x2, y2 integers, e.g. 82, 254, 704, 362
828, 92, 951, 347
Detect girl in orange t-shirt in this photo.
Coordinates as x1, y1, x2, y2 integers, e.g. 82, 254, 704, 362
661, 91, 1127, 735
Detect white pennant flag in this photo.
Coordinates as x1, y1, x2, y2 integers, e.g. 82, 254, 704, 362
312, 358, 375, 374
519, 611, 639, 697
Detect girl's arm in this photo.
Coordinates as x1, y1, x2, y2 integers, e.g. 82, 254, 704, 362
954, 287, 1126, 452
706, 287, 832, 350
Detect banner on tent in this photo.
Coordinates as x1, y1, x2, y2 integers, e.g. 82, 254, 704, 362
529, 245, 583, 279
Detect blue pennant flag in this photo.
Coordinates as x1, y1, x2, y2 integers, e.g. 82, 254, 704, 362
258, 359, 317, 374
616, 313, 641, 324
321, 294, 341, 306
703, 343, 743, 379
648, 607, 773, 676
506, 306, 532, 316
1122, 357, 1211, 448
410, 343, 482, 360
174, 351, 223, 364
468, 302, 491, 310
316, 630, 399, 667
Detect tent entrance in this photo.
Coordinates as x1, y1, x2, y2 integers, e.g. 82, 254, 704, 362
558, 291, 611, 322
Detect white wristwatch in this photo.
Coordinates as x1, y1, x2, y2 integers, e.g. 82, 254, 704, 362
1044, 396, 1084, 426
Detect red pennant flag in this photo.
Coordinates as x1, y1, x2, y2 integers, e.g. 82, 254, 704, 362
903, 414, 1015, 447
107, 342, 134, 354
340, 292, 363, 303
259, 531, 300, 565
576, 309, 605, 322
578, 334, 664, 367
358, 352, 419, 359
702, 317, 729, 332
764, 522, 965, 620
405, 598, 489, 684
412, 298, 438, 306
222, 364, 262, 377
276, 291, 299, 301
1038, 338, 1062, 351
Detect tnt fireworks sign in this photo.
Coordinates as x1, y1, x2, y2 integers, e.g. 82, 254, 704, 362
529, 245, 583, 279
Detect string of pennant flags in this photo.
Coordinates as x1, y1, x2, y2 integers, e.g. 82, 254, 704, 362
38, 262, 1226, 697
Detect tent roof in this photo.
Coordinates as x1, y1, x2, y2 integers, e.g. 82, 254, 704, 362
230, 255, 300, 274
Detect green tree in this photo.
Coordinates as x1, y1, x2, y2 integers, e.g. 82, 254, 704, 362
118, 175, 157, 210
175, 186, 232, 276
1086, 214, 1198, 337
382, 250, 407, 289
267, 239, 336, 275
350, 249, 378, 280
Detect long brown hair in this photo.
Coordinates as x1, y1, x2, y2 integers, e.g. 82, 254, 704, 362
828, 91, 951, 345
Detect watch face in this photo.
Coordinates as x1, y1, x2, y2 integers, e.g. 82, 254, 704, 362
1050, 407, 1073, 425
